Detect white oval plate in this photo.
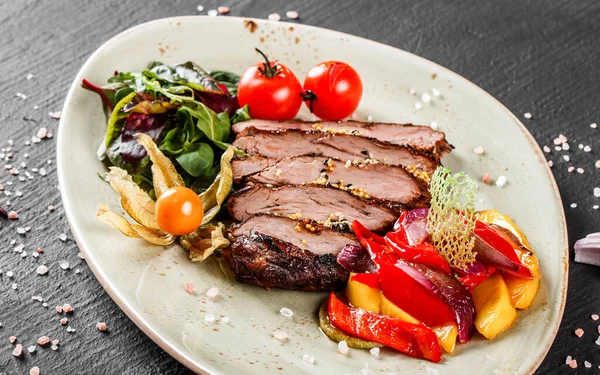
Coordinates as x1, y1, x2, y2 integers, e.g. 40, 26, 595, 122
57, 16, 568, 375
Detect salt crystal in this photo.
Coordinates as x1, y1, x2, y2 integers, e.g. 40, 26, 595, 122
553, 138, 562, 145
302, 353, 315, 364
593, 205, 599, 210
197, 5, 204, 12
268, 13, 281, 21
543, 146, 551, 153
571, 203, 577, 208
7, 210, 17, 219
596, 336, 600, 345
66, 326, 76, 333
273, 330, 288, 342
592, 314, 599, 321
579, 144, 584, 149
430, 121, 438, 130
495, 175, 507, 187
562, 143, 569, 150
286, 10, 299, 19
63, 304, 73, 313
568, 166, 574, 173
60, 318, 68, 325
48, 111, 62, 119
482, 173, 491, 183
280, 307, 293, 317
524, 112, 532, 119
337, 340, 349, 354
59, 233, 67, 242
59, 260, 69, 270
596, 160, 600, 169
205, 314, 215, 323
9, 336, 17, 344
48, 205, 55, 211
184, 282, 195, 294
569, 359, 578, 369
409, 88, 416, 95
42, 302, 47, 308
574, 328, 584, 337
554, 146, 562, 151
28, 345, 36, 353
12, 344, 23, 357
14, 244, 24, 252
206, 287, 219, 298
563, 155, 570, 162
6, 271, 13, 277
221, 316, 229, 324
37, 127, 47, 139
217, 6, 229, 14
370, 347, 380, 358
565, 356, 572, 365
17, 227, 26, 234
21, 252, 27, 258
584, 145, 592, 152
576, 168, 584, 174
36, 265, 49, 275
96, 322, 107, 331
414, 102, 422, 110
367, 115, 373, 121
547, 160, 553, 167
16, 92, 27, 100
26, 74, 34, 80
559, 134, 568, 143
12, 283, 18, 290
56, 306, 63, 313
584, 361, 592, 368
591, 123, 598, 129
473, 146, 485, 155
51, 344, 59, 351
32, 295, 43, 302
39, 168, 47, 176
207, 9, 218, 16
431, 88, 441, 97
37, 336, 50, 346
421, 93, 431, 103
594, 187, 600, 197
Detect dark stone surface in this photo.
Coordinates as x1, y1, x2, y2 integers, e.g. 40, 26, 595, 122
0, 0, 599, 374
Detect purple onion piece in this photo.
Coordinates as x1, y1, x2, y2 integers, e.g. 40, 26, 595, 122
474, 234, 520, 272
400, 261, 475, 343
455, 260, 488, 276
337, 244, 377, 273
574, 233, 600, 266
403, 208, 430, 246
0, 207, 7, 218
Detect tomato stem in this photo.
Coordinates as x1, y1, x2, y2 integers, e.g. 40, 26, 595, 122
255, 48, 280, 79
301, 90, 317, 113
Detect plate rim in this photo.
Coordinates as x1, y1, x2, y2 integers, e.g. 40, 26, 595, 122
56, 15, 569, 375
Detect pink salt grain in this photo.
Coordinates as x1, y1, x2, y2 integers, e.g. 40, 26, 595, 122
217, 6, 229, 14
8, 211, 18, 220
592, 314, 599, 321
574, 328, 584, 338
37, 336, 50, 346
63, 304, 73, 313
482, 173, 491, 184
30, 367, 40, 375
55, 306, 63, 314
185, 282, 195, 294
51, 339, 59, 345
569, 359, 578, 368
9, 336, 17, 344
60, 318, 68, 325
12, 344, 23, 357
96, 322, 107, 332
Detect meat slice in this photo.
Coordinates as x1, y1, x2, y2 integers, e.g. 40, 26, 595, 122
232, 128, 439, 176
230, 215, 359, 255
233, 156, 430, 207
223, 233, 349, 291
232, 156, 277, 183
231, 119, 453, 157
227, 184, 397, 233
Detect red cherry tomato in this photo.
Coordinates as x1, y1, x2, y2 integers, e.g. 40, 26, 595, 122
237, 49, 303, 120
303, 61, 363, 121
155, 186, 204, 235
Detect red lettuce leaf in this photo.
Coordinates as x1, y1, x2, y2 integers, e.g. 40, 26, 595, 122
119, 113, 168, 163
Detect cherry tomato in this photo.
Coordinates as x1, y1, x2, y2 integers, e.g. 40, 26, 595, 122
155, 186, 204, 235
303, 61, 363, 121
237, 48, 303, 120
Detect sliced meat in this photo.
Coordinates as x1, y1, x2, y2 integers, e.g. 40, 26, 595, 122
232, 156, 277, 183
227, 184, 397, 233
233, 156, 430, 207
230, 215, 359, 255
231, 119, 453, 157
232, 128, 439, 176
223, 233, 349, 291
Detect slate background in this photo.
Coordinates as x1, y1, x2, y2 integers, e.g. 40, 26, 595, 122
1, 0, 599, 374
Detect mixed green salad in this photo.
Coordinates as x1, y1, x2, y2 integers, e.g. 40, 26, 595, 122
83, 61, 250, 198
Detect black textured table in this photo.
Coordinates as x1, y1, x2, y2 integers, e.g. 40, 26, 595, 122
1, 1, 599, 374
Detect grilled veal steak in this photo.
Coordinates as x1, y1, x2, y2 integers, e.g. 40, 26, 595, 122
232, 127, 439, 176
232, 155, 430, 208
228, 184, 397, 233
230, 215, 359, 255
224, 233, 349, 291
231, 119, 453, 157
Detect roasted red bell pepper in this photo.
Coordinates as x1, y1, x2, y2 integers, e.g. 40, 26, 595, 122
352, 221, 398, 266
459, 266, 496, 290
327, 292, 442, 362
474, 221, 532, 279
379, 264, 455, 327
350, 272, 381, 289
385, 230, 451, 274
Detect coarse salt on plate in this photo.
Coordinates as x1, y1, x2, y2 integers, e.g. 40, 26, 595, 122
574, 328, 584, 337
184, 283, 195, 295
206, 287, 219, 298
280, 307, 293, 317
268, 13, 281, 21
273, 330, 288, 342
337, 340, 349, 354
370, 347, 380, 358
302, 353, 314, 364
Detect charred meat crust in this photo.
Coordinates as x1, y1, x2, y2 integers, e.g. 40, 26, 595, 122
231, 119, 454, 157
223, 233, 349, 291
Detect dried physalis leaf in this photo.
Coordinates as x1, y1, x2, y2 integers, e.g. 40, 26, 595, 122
181, 222, 230, 262
136, 133, 184, 198
426, 167, 477, 270
199, 146, 235, 224
107, 167, 160, 230
96, 204, 175, 245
